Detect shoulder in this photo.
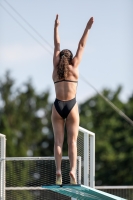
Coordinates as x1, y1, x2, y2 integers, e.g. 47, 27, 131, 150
68, 64, 79, 78
71, 57, 79, 68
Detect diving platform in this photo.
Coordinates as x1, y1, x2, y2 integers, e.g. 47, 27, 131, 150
43, 185, 126, 200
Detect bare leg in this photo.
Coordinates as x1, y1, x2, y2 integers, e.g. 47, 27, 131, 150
66, 103, 79, 184
51, 105, 65, 184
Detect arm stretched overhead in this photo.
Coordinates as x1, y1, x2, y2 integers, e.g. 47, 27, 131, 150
53, 14, 60, 68
72, 17, 94, 67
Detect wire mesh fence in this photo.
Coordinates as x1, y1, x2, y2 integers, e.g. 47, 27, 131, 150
0, 127, 95, 200
5, 157, 81, 200
6, 157, 81, 187
95, 186, 133, 200
78, 126, 95, 187
77, 131, 90, 185
6, 189, 71, 200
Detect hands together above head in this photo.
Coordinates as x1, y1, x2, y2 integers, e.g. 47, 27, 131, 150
55, 14, 60, 27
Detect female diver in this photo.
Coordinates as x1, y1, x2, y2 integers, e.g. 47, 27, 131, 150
51, 14, 94, 184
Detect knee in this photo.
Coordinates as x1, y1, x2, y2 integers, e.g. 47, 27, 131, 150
54, 139, 63, 148
67, 140, 77, 148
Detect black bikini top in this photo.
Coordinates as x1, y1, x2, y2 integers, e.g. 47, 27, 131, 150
54, 79, 78, 84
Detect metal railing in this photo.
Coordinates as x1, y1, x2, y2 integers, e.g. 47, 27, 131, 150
0, 133, 6, 200
78, 126, 95, 188
0, 126, 95, 200
95, 186, 133, 200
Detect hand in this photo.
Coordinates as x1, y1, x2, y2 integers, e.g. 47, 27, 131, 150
55, 14, 60, 27
87, 17, 94, 29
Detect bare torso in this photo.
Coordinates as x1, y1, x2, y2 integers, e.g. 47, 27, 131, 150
52, 64, 79, 100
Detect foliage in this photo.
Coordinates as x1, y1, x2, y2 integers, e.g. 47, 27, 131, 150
79, 86, 133, 185
0, 71, 54, 157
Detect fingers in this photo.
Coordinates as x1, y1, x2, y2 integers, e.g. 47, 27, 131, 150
90, 17, 94, 22
87, 17, 94, 29
56, 14, 59, 20
55, 14, 60, 27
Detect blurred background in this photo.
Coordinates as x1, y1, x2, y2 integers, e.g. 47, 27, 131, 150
0, 0, 133, 186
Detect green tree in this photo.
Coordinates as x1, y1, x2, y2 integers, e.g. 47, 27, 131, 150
79, 86, 133, 185
0, 71, 54, 157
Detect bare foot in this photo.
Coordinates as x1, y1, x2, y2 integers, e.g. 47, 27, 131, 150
56, 171, 62, 185
87, 17, 94, 29
69, 171, 77, 184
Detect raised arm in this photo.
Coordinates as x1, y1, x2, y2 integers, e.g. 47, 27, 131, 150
53, 14, 60, 67
72, 17, 94, 67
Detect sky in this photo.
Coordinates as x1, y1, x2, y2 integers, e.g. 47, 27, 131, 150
0, 0, 133, 104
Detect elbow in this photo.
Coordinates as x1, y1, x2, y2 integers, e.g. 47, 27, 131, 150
54, 43, 60, 48
79, 43, 85, 49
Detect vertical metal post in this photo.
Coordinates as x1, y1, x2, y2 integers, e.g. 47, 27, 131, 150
84, 132, 89, 186
77, 156, 81, 184
0, 137, 1, 200
90, 134, 95, 188
0, 134, 6, 200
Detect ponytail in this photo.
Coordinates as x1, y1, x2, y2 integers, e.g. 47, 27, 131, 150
57, 49, 73, 80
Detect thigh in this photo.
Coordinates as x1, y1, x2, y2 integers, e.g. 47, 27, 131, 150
51, 105, 65, 144
66, 103, 79, 143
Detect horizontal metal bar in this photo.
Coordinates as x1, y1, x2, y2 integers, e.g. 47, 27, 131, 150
79, 126, 95, 136
5, 157, 59, 161
0, 156, 81, 161
6, 187, 46, 190
95, 186, 133, 189
1, 128, 95, 138
8, 186, 133, 191
0, 133, 6, 138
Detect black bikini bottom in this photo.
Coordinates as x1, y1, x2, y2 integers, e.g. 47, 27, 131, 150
54, 97, 76, 119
